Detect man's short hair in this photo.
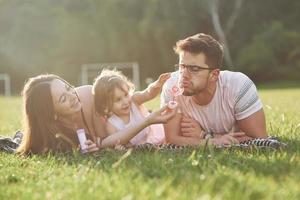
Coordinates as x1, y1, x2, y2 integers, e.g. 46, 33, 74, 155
174, 33, 224, 69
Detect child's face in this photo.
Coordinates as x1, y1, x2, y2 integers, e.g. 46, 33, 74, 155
111, 84, 131, 117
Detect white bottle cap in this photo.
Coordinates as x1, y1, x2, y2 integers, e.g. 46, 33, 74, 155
76, 129, 88, 153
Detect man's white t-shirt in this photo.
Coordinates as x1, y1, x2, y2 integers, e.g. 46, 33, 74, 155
161, 70, 263, 134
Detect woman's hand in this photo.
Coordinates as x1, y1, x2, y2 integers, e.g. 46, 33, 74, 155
146, 105, 177, 124
80, 139, 99, 153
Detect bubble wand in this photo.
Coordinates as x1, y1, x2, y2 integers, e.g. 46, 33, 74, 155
167, 84, 182, 109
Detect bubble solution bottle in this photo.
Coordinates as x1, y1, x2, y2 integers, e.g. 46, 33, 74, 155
77, 129, 88, 154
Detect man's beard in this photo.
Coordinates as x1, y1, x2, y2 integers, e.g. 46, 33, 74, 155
182, 90, 195, 96
182, 88, 203, 96
181, 78, 209, 96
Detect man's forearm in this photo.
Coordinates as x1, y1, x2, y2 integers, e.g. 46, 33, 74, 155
235, 135, 255, 142
163, 114, 203, 146
213, 132, 255, 142
166, 135, 202, 146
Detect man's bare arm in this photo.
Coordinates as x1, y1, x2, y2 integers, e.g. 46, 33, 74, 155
205, 109, 267, 142
179, 116, 246, 145
164, 113, 203, 146
236, 108, 268, 139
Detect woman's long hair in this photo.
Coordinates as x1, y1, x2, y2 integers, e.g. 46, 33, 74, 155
16, 74, 78, 155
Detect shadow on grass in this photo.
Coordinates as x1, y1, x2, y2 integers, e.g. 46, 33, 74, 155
104, 138, 300, 181
7, 138, 299, 183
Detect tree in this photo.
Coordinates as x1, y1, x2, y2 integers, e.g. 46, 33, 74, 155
206, 0, 245, 67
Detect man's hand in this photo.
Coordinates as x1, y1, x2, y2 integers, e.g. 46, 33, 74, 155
180, 116, 205, 138
213, 132, 253, 142
210, 132, 245, 147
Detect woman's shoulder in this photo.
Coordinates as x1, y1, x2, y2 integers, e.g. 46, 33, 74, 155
75, 85, 93, 98
75, 85, 92, 93
75, 85, 94, 106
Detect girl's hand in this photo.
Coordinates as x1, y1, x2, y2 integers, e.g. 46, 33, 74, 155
156, 72, 171, 87
146, 105, 177, 124
149, 73, 171, 91
133, 73, 171, 105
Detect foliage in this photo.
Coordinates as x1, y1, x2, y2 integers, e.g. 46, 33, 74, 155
0, 0, 299, 92
237, 22, 300, 81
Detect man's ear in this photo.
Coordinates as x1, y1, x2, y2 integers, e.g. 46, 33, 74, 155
210, 69, 220, 81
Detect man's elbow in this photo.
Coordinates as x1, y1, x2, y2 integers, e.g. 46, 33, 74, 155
255, 132, 268, 138
165, 133, 183, 145
165, 134, 175, 144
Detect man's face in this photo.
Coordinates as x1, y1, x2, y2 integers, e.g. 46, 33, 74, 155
178, 51, 211, 96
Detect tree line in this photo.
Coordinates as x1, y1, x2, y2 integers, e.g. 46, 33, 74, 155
0, 0, 299, 93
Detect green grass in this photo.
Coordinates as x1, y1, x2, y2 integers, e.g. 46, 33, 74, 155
1, 88, 300, 200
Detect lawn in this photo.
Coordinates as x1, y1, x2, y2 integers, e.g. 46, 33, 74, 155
0, 88, 300, 200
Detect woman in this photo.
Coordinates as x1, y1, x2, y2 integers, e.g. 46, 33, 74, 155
17, 74, 176, 154
16, 74, 105, 154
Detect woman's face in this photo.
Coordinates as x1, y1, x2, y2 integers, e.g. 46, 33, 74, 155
50, 79, 81, 117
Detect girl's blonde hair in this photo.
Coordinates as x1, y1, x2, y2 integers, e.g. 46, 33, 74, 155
92, 69, 134, 117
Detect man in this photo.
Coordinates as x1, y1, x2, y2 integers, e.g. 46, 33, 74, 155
161, 33, 268, 146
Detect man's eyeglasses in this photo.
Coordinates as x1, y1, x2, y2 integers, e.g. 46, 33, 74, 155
175, 64, 214, 74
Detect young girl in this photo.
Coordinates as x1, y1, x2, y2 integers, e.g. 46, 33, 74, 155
92, 69, 175, 148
